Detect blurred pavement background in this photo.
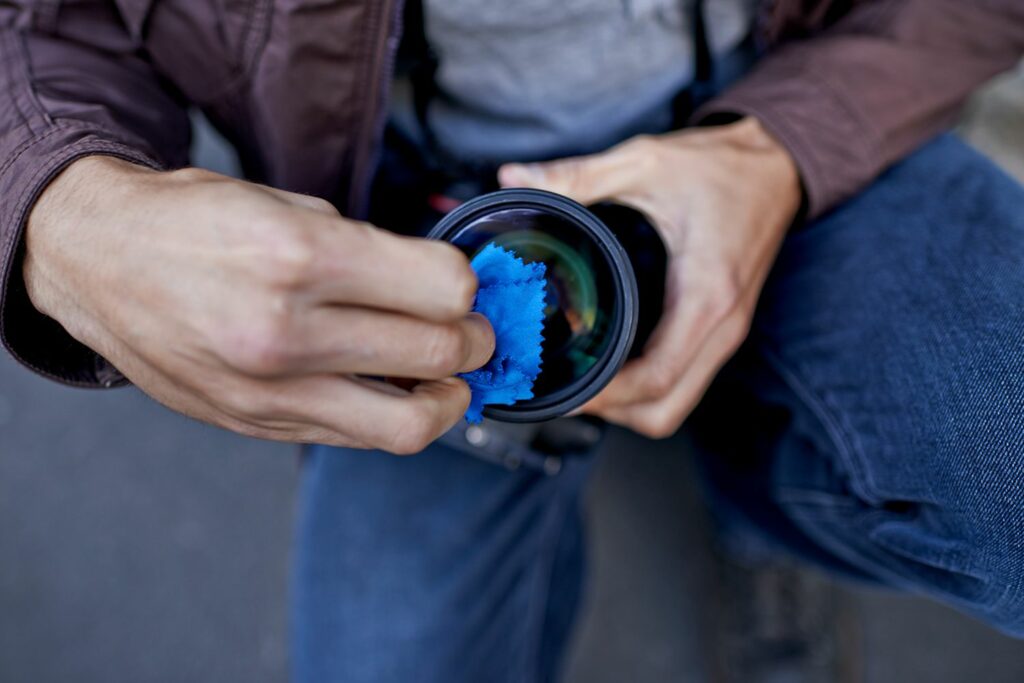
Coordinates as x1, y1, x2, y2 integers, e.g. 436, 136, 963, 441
2, 66, 1023, 682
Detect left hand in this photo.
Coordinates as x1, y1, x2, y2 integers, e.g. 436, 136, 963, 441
498, 117, 802, 438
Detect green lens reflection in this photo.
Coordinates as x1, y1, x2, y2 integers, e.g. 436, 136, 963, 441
450, 207, 615, 399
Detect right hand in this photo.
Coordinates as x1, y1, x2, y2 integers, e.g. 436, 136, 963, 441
23, 156, 495, 454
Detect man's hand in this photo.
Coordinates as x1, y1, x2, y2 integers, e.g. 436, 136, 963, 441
499, 117, 801, 438
24, 157, 495, 454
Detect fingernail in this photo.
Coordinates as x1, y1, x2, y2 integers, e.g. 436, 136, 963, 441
460, 313, 496, 372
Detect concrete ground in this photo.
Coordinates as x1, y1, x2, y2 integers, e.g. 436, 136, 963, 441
2, 67, 1023, 683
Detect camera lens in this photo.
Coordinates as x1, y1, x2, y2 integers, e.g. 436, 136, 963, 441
429, 189, 647, 422
445, 206, 617, 398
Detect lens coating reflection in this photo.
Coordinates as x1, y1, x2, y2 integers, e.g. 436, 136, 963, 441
450, 207, 616, 400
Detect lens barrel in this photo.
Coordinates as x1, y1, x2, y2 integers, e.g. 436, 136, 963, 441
428, 189, 666, 422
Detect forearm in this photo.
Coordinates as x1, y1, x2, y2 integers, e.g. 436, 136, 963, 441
0, 5, 189, 385
22, 157, 155, 361
16, 148, 492, 452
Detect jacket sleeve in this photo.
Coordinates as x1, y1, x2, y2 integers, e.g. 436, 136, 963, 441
0, 2, 191, 387
695, 0, 1024, 219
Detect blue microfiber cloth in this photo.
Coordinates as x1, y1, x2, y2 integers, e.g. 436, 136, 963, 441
460, 244, 547, 422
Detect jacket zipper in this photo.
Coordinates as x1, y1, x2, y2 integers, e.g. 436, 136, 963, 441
347, 0, 405, 220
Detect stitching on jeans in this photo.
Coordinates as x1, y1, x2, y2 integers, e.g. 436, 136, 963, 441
786, 498, 1015, 617
775, 487, 861, 509
756, 343, 879, 504
521, 465, 579, 683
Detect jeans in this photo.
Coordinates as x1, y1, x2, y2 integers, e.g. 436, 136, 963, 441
292, 135, 1024, 682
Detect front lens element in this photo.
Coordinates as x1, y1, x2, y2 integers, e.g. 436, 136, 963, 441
448, 207, 617, 399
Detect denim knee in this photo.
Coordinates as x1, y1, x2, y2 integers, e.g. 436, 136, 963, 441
746, 134, 1024, 634
766, 366, 1024, 638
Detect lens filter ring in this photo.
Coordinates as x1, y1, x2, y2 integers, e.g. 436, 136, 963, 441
427, 189, 639, 422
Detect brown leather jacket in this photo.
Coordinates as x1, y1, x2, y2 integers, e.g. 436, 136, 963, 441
1, 0, 1022, 387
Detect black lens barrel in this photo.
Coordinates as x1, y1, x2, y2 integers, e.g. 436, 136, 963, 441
428, 189, 666, 422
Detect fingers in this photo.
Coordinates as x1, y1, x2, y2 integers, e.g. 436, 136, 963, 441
584, 267, 714, 411
498, 137, 650, 205
294, 308, 495, 378
271, 374, 471, 454
585, 296, 753, 439
584, 321, 701, 412
237, 184, 480, 323
120, 318, 471, 454
589, 309, 748, 438
306, 221, 480, 322
262, 186, 342, 216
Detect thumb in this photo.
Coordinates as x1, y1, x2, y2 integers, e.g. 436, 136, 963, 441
498, 150, 633, 205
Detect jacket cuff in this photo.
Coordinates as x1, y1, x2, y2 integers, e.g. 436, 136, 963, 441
692, 59, 879, 221
0, 123, 162, 387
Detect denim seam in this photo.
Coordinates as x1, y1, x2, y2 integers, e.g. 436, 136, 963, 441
776, 495, 993, 585
521, 464, 575, 683
782, 497, 1013, 616
757, 341, 1018, 624
758, 344, 880, 504
774, 487, 861, 509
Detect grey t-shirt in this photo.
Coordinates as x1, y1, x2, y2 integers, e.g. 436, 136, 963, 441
414, 0, 755, 165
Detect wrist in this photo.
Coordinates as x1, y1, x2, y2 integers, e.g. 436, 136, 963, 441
677, 116, 804, 243
23, 155, 152, 328
725, 117, 804, 227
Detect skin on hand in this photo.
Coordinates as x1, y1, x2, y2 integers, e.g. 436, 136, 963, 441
498, 117, 802, 439
24, 157, 495, 454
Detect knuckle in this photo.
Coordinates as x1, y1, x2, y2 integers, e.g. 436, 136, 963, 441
305, 195, 339, 216
228, 421, 265, 440
623, 135, 661, 166
266, 233, 317, 289
428, 244, 477, 317
215, 384, 280, 422
727, 317, 753, 354
226, 308, 295, 376
310, 431, 352, 448
386, 408, 438, 455
626, 135, 656, 154
422, 325, 467, 376
703, 278, 742, 323
223, 412, 307, 443
636, 410, 681, 440
444, 249, 479, 315
220, 415, 277, 441
560, 159, 586, 194
453, 265, 479, 314
250, 220, 318, 289
168, 166, 216, 184
642, 367, 678, 399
